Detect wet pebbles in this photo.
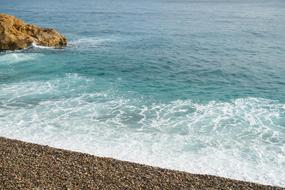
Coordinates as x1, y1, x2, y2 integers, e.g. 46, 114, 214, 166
0, 137, 283, 190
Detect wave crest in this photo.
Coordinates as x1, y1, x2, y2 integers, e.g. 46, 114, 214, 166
69, 37, 117, 49
0, 53, 42, 64
0, 74, 284, 187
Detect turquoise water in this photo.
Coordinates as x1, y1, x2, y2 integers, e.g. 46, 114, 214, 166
1, 0, 285, 186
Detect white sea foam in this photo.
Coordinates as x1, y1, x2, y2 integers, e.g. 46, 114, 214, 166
0, 53, 42, 64
31, 43, 55, 49
0, 74, 284, 187
69, 37, 117, 49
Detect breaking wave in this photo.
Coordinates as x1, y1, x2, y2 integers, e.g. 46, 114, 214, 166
0, 73, 284, 187
0, 53, 43, 64
31, 43, 55, 49
69, 37, 118, 49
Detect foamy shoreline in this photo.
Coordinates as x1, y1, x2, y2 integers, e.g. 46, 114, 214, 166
0, 136, 283, 189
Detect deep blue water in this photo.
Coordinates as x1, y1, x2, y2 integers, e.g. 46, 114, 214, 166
0, 0, 285, 186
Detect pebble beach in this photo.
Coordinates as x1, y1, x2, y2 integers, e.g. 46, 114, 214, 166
0, 137, 283, 190
1, 0, 285, 188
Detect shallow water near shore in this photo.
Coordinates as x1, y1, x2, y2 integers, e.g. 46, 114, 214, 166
1, 0, 285, 187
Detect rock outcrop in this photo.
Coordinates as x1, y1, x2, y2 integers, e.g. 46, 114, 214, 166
0, 13, 67, 51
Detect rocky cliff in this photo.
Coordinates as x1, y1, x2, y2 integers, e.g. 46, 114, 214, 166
0, 13, 67, 51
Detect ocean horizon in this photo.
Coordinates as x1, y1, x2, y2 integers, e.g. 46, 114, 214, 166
0, 0, 285, 187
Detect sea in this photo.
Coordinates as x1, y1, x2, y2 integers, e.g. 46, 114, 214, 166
0, 0, 285, 187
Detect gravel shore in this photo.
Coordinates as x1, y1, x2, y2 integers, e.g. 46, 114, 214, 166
0, 137, 283, 190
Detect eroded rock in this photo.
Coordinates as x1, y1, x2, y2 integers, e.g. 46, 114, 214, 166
0, 13, 67, 51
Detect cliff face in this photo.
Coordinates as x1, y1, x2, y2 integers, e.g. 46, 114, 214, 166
0, 13, 67, 51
